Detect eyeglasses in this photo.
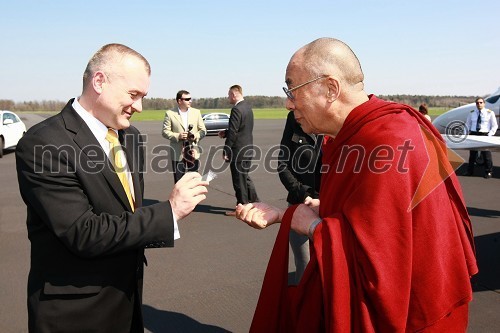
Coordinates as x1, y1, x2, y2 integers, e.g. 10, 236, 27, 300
181, 98, 192, 101
283, 75, 328, 100
476, 101, 484, 104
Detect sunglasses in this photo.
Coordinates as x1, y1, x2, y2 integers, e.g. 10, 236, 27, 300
181, 98, 192, 101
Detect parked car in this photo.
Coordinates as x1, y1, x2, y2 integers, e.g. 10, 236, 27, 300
0, 110, 27, 158
202, 112, 230, 135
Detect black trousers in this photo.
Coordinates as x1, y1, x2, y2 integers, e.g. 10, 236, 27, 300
467, 132, 493, 174
173, 159, 199, 183
229, 160, 259, 204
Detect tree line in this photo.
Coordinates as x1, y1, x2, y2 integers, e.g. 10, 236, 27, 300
0, 94, 478, 112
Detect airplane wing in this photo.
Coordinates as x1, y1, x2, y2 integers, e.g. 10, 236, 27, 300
442, 134, 500, 151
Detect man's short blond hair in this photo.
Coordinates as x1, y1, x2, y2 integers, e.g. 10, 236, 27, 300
82, 43, 151, 90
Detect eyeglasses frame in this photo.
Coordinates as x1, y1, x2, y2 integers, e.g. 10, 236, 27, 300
283, 75, 328, 100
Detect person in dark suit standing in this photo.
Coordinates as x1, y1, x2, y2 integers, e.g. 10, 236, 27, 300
218, 85, 259, 215
15, 43, 209, 333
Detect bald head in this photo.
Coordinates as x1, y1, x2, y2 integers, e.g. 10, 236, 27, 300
284, 38, 369, 137
290, 37, 364, 88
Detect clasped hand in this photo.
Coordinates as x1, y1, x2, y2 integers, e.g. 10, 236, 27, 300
178, 131, 194, 141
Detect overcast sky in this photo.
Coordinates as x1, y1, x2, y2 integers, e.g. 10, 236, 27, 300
2, 0, 499, 102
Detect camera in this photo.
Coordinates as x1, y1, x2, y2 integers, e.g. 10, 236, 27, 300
187, 124, 195, 141
183, 124, 196, 166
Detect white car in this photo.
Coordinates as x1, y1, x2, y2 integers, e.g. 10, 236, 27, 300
0, 110, 27, 158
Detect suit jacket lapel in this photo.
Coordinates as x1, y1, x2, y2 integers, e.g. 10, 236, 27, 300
174, 109, 186, 131
188, 109, 198, 129
61, 104, 133, 212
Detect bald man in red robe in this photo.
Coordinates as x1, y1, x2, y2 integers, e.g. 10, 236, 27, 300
236, 38, 477, 332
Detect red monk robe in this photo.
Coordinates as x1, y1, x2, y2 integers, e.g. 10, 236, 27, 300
250, 95, 478, 332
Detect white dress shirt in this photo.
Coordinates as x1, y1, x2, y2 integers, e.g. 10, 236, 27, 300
465, 107, 498, 136
72, 98, 180, 239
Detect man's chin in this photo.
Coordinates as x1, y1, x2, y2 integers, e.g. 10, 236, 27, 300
115, 119, 131, 130
299, 124, 313, 134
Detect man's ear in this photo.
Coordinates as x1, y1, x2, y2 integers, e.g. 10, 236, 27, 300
326, 76, 341, 102
93, 71, 106, 94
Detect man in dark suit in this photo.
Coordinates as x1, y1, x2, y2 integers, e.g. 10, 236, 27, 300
218, 85, 259, 215
16, 43, 208, 332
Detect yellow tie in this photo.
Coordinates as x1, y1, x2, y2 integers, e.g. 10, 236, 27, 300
105, 129, 135, 211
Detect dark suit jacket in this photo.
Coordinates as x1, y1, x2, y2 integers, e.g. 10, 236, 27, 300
224, 100, 255, 162
277, 111, 322, 204
16, 99, 174, 333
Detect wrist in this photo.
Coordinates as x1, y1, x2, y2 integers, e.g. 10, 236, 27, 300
308, 218, 322, 240
277, 208, 285, 223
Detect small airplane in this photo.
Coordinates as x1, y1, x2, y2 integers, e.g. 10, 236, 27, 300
432, 86, 500, 136
433, 87, 500, 152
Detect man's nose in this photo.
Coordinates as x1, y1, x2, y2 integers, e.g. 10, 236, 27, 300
132, 99, 143, 113
285, 98, 295, 111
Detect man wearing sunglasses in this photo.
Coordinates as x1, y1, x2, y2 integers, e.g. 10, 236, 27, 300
162, 90, 206, 183
236, 37, 477, 332
463, 97, 498, 178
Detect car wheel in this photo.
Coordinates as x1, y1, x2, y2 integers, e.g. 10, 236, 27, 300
0, 136, 4, 158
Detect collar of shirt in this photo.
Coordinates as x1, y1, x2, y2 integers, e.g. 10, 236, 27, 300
72, 98, 136, 201
72, 98, 111, 157
235, 99, 244, 106
177, 106, 190, 113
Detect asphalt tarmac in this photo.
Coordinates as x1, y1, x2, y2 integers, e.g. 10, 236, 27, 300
1, 113, 498, 332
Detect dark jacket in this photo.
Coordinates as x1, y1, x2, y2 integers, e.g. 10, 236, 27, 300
16, 100, 173, 333
277, 111, 322, 204
224, 99, 255, 162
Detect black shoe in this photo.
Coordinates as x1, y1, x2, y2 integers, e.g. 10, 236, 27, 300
462, 171, 473, 176
484, 172, 492, 179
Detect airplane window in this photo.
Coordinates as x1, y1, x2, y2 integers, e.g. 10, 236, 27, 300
486, 95, 500, 104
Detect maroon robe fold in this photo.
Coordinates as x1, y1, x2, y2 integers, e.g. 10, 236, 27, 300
250, 95, 478, 332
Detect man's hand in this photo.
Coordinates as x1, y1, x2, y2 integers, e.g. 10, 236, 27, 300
291, 204, 320, 236
178, 131, 189, 140
235, 202, 284, 229
168, 172, 208, 220
218, 130, 226, 138
303, 196, 320, 207
304, 196, 320, 214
